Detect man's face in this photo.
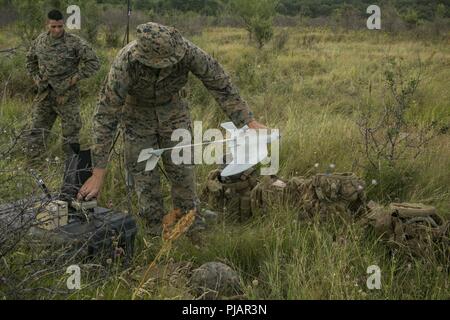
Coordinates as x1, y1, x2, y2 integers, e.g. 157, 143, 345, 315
47, 19, 65, 38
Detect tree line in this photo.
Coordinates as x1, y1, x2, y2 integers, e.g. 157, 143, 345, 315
127, 0, 449, 20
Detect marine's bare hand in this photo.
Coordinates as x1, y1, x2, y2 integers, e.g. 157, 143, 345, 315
69, 74, 79, 86
77, 168, 107, 201
248, 120, 267, 130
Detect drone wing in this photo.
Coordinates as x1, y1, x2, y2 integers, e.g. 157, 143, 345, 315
221, 129, 270, 177
138, 148, 165, 172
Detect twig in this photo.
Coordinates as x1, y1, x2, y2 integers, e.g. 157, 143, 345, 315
0, 47, 19, 54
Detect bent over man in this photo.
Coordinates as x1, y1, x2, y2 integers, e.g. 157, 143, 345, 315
78, 22, 266, 235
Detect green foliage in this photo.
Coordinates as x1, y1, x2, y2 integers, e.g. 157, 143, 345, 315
356, 57, 437, 201
402, 8, 421, 27
11, 0, 45, 45
100, 6, 126, 48
435, 3, 447, 19
4, 0, 450, 27
1, 26, 449, 299
251, 17, 275, 49
10, 0, 102, 45
231, 0, 279, 48
0, 51, 34, 98
332, 3, 362, 30
76, 0, 101, 44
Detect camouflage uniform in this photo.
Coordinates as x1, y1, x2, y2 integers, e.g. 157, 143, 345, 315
92, 23, 254, 233
25, 31, 100, 156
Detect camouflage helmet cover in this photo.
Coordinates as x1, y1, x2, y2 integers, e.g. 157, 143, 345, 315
133, 22, 187, 68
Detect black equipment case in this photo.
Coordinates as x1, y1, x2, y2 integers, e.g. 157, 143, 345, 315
0, 148, 138, 264
29, 206, 138, 263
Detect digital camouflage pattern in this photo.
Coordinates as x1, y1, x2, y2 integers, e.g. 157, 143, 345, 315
26, 87, 82, 156
26, 31, 100, 96
190, 262, 241, 300
25, 31, 100, 156
363, 201, 449, 261
203, 170, 367, 221
286, 172, 367, 220
203, 166, 450, 263
92, 23, 255, 231
251, 176, 287, 217
201, 168, 259, 221
93, 23, 255, 168
122, 100, 200, 235
134, 22, 187, 68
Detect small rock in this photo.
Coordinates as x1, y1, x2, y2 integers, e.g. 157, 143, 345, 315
190, 262, 241, 300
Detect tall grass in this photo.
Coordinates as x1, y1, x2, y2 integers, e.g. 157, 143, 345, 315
0, 26, 449, 299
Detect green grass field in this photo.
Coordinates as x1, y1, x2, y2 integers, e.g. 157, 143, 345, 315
0, 26, 449, 299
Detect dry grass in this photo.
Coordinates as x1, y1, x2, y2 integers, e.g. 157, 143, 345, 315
0, 26, 449, 300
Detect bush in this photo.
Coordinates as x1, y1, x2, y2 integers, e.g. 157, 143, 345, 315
251, 16, 275, 49
231, 0, 279, 48
402, 8, 421, 28
80, 0, 101, 44
332, 4, 362, 30
0, 1, 18, 27
363, 159, 419, 202
0, 51, 34, 99
356, 57, 435, 201
100, 6, 126, 48
381, 4, 407, 33
11, 0, 45, 46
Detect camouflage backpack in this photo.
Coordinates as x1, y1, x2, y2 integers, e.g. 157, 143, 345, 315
201, 168, 259, 221
250, 176, 288, 217
286, 172, 367, 220
286, 176, 314, 218
364, 201, 449, 260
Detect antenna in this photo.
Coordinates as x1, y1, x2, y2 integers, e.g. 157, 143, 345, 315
123, 0, 132, 46
127, 0, 131, 43
29, 170, 53, 201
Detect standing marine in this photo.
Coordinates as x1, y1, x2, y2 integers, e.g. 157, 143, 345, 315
78, 22, 266, 235
25, 9, 100, 159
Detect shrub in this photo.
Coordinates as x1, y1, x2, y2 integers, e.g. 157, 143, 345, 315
356, 57, 435, 201
11, 0, 45, 46
231, 0, 279, 49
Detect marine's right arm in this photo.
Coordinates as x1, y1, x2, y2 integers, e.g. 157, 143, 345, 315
92, 49, 131, 169
79, 49, 132, 201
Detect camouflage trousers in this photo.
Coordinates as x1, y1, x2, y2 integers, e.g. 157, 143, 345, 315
24, 86, 81, 157
123, 96, 199, 234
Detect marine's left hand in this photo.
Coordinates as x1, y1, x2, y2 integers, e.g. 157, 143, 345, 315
56, 96, 65, 105
248, 120, 267, 130
69, 74, 80, 86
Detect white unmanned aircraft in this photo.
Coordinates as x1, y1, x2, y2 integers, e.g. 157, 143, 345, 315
137, 122, 280, 177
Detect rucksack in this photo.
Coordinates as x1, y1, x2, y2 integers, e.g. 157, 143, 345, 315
363, 201, 449, 260
286, 172, 367, 220
201, 168, 259, 221
250, 176, 288, 218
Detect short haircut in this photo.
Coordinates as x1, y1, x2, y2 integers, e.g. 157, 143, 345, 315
47, 9, 64, 21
